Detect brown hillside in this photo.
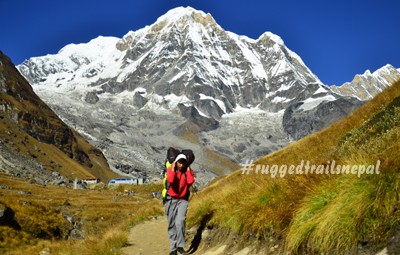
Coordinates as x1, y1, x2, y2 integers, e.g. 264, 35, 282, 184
0, 51, 118, 182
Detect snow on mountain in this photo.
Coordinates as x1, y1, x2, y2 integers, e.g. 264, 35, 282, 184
329, 64, 400, 100
19, 36, 122, 90
18, 6, 394, 181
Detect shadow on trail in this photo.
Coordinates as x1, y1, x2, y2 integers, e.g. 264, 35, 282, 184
187, 212, 214, 254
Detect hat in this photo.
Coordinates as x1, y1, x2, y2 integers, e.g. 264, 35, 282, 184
174, 154, 187, 162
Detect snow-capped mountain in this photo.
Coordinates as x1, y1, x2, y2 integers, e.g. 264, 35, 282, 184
19, 7, 326, 115
17, 6, 394, 181
329, 65, 400, 101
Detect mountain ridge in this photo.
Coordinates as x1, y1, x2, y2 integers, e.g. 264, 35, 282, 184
329, 64, 400, 100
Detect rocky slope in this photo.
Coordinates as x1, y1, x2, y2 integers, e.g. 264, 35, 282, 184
0, 51, 117, 185
16, 7, 399, 181
329, 64, 400, 100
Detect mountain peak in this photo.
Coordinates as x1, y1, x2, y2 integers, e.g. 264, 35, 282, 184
152, 6, 217, 31
258, 32, 284, 45
116, 6, 220, 52
357, 64, 398, 80
160, 6, 200, 17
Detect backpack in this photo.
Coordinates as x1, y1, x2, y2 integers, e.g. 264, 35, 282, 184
162, 147, 195, 204
166, 147, 180, 164
181, 149, 195, 165
162, 147, 180, 202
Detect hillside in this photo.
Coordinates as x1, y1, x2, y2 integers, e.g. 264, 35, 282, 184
0, 51, 118, 183
187, 80, 400, 254
0, 174, 163, 254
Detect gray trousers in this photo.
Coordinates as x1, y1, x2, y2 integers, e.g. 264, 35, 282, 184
165, 199, 189, 252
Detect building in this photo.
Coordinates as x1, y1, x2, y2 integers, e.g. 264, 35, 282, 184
107, 177, 146, 186
82, 178, 100, 184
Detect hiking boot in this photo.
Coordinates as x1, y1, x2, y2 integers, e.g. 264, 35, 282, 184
177, 247, 187, 254
169, 251, 177, 255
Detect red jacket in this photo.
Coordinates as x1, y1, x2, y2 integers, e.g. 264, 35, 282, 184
166, 167, 195, 199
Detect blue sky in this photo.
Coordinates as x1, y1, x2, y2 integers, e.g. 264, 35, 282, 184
0, 0, 399, 85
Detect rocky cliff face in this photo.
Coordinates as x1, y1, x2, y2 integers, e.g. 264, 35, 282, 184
0, 51, 115, 184
283, 96, 363, 140
16, 7, 399, 179
282, 64, 400, 140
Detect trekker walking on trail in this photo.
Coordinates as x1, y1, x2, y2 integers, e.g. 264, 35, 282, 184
164, 154, 195, 255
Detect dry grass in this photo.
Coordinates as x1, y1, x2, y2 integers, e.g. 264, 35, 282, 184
0, 174, 164, 254
188, 80, 400, 254
0, 117, 119, 182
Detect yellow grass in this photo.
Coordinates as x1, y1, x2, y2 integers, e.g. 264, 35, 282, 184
188, 80, 400, 254
0, 174, 164, 254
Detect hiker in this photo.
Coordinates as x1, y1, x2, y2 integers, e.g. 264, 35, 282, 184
164, 154, 195, 255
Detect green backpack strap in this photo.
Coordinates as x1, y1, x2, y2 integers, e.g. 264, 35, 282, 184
162, 160, 172, 202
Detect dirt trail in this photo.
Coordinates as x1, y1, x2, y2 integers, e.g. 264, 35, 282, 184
121, 216, 229, 255
121, 216, 170, 255
120, 216, 390, 255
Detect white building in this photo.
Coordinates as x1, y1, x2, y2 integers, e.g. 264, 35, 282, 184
108, 177, 146, 186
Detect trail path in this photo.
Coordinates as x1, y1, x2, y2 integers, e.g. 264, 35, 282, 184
120, 214, 390, 255
121, 216, 170, 255
121, 216, 249, 255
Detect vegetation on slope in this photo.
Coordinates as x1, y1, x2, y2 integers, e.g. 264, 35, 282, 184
0, 174, 164, 254
187, 81, 400, 254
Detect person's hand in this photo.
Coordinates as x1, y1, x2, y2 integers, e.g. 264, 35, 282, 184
171, 161, 176, 172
